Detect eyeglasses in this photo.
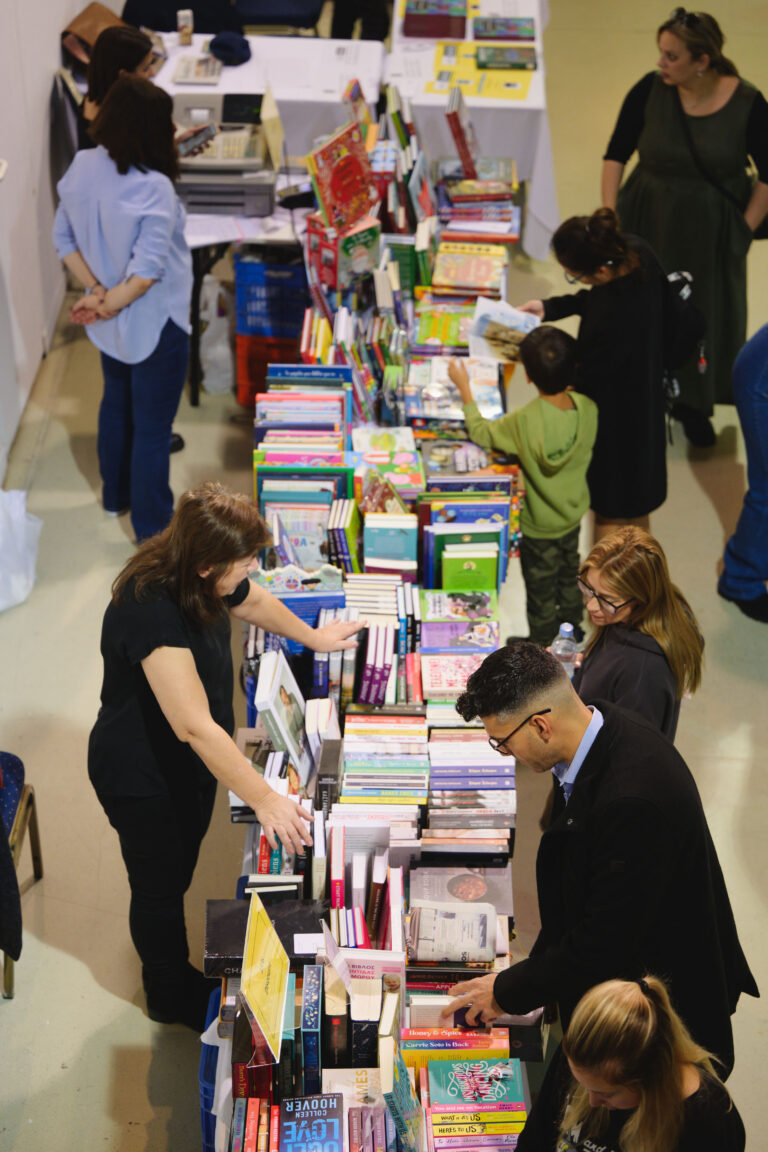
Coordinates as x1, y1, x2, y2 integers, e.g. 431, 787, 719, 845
564, 270, 586, 286
577, 576, 634, 616
487, 709, 552, 755
671, 7, 701, 27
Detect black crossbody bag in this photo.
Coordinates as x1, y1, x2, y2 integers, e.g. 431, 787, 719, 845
675, 90, 768, 240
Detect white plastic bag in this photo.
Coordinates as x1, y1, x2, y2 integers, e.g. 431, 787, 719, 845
199, 275, 236, 395
0, 490, 42, 612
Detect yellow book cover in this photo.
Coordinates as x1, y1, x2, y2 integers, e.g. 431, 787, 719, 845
430, 1112, 527, 1125
240, 891, 290, 1064
431, 1120, 526, 1136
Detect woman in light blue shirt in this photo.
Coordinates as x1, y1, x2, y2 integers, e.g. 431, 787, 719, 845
53, 75, 192, 541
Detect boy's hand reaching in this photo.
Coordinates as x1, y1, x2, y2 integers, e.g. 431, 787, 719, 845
448, 359, 473, 405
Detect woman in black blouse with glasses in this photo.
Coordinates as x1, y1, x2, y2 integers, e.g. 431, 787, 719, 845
602, 9, 768, 448
517, 207, 670, 542
572, 526, 703, 740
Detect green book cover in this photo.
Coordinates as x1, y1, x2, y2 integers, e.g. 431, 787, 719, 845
428, 1059, 525, 1106
441, 549, 498, 591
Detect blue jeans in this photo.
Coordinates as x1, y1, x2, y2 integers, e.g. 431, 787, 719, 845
719, 324, 768, 600
98, 319, 188, 541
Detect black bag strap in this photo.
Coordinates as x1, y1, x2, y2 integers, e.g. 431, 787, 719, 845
673, 90, 745, 212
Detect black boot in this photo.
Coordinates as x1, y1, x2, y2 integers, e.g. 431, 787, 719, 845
671, 402, 716, 448
143, 963, 213, 1031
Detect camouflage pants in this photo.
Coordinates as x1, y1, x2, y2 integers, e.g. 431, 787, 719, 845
519, 527, 583, 647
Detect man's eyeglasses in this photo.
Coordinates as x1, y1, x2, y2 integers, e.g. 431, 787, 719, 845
671, 7, 701, 27
488, 709, 552, 755
577, 576, 633, 616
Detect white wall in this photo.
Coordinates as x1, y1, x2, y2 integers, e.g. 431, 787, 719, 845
0, 0, 120, 483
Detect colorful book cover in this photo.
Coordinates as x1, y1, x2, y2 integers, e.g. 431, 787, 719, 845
432, 244, 507, 296
307, 122, 378, 233
342, 77, 373, 126
301, 965, 324, 1095
403, 0, 466, 39
471, 16, 534, 40
445, 86, 478, 180
254, 649, 314, 786
441, 548, 499, 591
475, 45, 536, 70
410, 864, 513, 917
279, 1094, 344, 1152
419, 653, 485, 701
379, 1035, 424, 1152
419, 620, 499, 652
427, 1060, 525, 1106
419, 589, 498, 622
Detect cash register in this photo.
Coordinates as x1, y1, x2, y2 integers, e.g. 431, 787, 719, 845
174, 92, 276, 216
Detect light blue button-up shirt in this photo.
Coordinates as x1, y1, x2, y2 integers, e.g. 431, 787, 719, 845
53, 145, 192, 365
552, 706, 604, 803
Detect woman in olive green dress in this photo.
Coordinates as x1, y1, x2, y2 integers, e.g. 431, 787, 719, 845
601, 9, 768, 447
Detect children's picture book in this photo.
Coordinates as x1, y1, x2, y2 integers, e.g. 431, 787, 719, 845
342, 77, 373, 126
419, 652, 486, 700
352, 427, 416, 453
307, 121, 378, 234
468, 298, 540, 362
419, 589, 498, 622
404, 0, 467, 39
419, 620, 499, 652
432, 243, 508, 299
279, 1094, 344, 1152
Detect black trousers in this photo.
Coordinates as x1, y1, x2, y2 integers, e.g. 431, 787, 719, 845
97, 774, 217, 984
331, 0, 390, 39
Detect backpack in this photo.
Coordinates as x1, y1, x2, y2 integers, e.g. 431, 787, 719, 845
663, 270, 706, 370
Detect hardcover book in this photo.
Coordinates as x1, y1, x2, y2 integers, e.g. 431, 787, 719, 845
255, 649, 314, 786
308, 122, 378, 234
445, 86, 478, 180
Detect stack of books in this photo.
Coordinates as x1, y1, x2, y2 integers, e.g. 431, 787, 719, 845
431, 241, 509, 300
436, 178, 521, 247
423, 1058, 528, 1151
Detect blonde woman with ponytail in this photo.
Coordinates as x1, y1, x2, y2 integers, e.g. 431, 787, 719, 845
558, 976, 745, 1152
572, 526, 703, 740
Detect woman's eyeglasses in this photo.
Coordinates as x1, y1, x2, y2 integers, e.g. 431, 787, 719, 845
564, 270, 586, 286
577, 576, 634, 616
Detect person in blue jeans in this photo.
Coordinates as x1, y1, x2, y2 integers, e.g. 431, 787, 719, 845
718, 324, 768, 622
53, 75, 192, 542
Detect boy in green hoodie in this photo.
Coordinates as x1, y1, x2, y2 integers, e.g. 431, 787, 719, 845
449, 326, 597, 646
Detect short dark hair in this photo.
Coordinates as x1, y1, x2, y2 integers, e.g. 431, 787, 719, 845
519, 325, 577, 394
552, 207, 638, 278
87, 26, 154, 105
455, 642, 565, 722
90, 75, 179, 182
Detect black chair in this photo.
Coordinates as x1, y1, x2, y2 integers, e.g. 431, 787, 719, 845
234, 0, 325, 33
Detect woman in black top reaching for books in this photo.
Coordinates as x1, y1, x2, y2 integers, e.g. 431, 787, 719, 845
521, 975, 745, 1152
601, 9, 768, 447
88, 482, 360, 1030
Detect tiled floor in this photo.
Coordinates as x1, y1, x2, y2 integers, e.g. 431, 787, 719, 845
1, 3, 766, 1148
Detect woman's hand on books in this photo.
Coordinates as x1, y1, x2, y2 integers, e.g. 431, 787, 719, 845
441, 973, 503, 1027
517, 300, 545, 319
253, 790, 313, 855
447, 359, 473, 405
311, 618, 364, 652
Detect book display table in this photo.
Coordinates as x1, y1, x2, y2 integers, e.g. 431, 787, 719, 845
386, 0, 557, 260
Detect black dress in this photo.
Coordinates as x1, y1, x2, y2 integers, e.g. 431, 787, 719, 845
543, 239, 667, 520
88, 575, 250, 988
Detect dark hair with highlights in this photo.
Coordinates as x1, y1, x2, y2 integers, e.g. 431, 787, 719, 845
519, 325, 577, 395
552, 207, 639, 279
455, 642, 566, 722
561, 975, 725, 1152
112, 482, 271, 627
87, 25, 154, 105
90, 75, 179, 182
657, 9, 738, 76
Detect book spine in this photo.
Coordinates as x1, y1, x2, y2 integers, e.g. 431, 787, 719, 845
432, 1138, 520, 1149
371, 1107, 387, 1152
431, 1122, 525, 1137
301, 964, 323, 1095
231, 1097, 248, 1152
349, 1107, 363, 1152
351, 1018, 379, 1068
244, 1098, 261, 1152
429, 1106, 526, 1117
257, 1100, 270, 1152
268, 1106, 280, 1152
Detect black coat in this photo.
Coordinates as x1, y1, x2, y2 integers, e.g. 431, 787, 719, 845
572, 625, 680, 739
493, 702, 757, 1074
543, 239, 668, 519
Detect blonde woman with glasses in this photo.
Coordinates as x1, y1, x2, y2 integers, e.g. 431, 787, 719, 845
572, 526, 703, 740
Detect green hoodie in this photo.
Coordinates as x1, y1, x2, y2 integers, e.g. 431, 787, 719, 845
463, 392, 598, 539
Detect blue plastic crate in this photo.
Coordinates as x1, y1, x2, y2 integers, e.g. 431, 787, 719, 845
199, 986, 222, 1119
234, 256, 309, 337
201, 1105, 217, 1152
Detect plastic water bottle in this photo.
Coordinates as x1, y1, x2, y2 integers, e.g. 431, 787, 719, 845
551, 623, 578, 679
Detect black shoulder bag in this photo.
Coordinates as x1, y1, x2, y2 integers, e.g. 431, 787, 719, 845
674, 89, 768, 240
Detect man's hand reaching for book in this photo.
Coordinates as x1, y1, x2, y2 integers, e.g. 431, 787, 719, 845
253, 790, 313, 855
442, 973, 503, 1027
